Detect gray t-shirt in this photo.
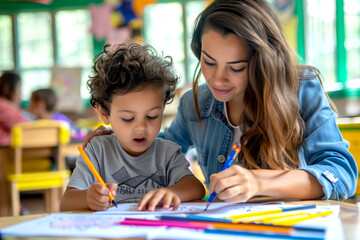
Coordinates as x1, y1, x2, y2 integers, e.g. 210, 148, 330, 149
67, 134, 193, 203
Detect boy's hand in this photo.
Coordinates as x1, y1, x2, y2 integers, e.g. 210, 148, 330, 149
87, 182, 118, 211
137, 188, 181, 211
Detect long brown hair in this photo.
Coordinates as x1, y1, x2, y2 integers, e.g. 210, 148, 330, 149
191, 0, 306, 170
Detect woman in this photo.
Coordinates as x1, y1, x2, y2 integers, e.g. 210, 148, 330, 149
85, 0, 357, 202
0, 71, 29, 145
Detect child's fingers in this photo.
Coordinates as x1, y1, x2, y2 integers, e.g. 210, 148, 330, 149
93, 183, 108, 194
161, 193, 174, 210
137, 191, 156, 211
162, 193, 180, 210
171, 196, 181, 211
86, 188, 112, 211
106, 183, 118, 197
144, 190, 167, 211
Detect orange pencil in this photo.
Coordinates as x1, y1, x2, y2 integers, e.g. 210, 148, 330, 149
77, 146, 118, 208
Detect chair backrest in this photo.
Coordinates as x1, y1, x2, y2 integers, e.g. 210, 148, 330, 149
10, 120, 70, 175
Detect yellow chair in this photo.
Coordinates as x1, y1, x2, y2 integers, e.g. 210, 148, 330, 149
7, 120, 71, 216
338, 122, 360, 196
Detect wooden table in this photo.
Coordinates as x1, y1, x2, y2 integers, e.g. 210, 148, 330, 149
0, 200, 359, 239
0, 142, 80, 217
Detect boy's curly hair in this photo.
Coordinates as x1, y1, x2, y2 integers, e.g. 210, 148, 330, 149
88, 43, 179, 116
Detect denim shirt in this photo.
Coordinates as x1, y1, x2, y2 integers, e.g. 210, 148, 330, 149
160, 75, 358, 201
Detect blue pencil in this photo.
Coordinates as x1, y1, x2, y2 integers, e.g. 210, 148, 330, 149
205, 143, 241, 211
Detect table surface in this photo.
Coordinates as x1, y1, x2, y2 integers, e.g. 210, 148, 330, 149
0, 199, 359, 240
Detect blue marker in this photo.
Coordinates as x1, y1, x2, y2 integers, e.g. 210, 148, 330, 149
205, 143, 241, 211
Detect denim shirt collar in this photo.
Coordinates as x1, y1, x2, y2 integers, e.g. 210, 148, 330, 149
199, 92, 233, 131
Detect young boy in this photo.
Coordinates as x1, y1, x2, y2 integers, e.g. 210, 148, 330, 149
28, 88, 74, 127
60, 43, 205, 212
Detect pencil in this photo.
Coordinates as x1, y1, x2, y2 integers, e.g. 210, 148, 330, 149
77, 146, 118, 208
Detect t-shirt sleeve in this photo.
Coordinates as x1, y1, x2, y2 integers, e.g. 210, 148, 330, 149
66, 142, 98, 190
165, 142, 193, 186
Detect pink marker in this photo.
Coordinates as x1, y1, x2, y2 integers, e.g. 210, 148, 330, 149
119, 218, 211, 230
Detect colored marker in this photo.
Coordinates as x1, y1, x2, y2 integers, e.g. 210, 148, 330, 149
268, 210, 333, 226
121, 218, 292, 233
119, 218, 210, 229
161, 215, 233, 223
226, 204, 316, 221
205, 143, 241, 211
161, 215, 325, 233
77, 146, 118, 208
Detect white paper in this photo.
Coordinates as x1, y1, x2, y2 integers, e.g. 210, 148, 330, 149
92, 201, 283, 215
0, 203, 342, 240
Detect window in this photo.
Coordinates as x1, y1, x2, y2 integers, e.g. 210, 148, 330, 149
305, 0, 337, 91
17, 12, 54, 99
344, 0, 360, 88
0, 15, 14, 70
143, 1, 205, 87
55, 9, 93, 99
0, 8, 93, 106
304, 0, 360, 96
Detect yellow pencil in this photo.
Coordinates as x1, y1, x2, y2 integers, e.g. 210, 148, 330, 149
77, 146, 118, 208
269, 210, 333, 226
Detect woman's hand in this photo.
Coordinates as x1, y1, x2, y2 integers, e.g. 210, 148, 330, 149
137, 188, 181, 211
86, 183, 118, 211
82, 125, 113, 148
208, 164, 260, 203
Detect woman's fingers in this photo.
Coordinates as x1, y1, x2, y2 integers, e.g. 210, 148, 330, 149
209, 165, 259, 203
82, 125, 113, 148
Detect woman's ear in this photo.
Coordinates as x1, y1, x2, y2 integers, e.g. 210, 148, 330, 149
96, 105, 111, 125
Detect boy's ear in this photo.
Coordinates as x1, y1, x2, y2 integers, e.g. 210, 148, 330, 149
96, 105, 110, 125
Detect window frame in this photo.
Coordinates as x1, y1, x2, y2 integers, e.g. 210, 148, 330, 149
297, 0, 360, 99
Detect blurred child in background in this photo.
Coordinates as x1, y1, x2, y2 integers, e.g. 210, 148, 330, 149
28, 88, 74, 127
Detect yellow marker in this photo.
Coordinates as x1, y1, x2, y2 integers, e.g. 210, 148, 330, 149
226, 204, 317, 222
269, 210, 333, 226
260, 211, 308, 224
226, 209, 282, 220
77, 146, 118, 208
233, 211, 306, 224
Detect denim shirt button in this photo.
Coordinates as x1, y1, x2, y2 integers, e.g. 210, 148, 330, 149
218, 155, 226, 163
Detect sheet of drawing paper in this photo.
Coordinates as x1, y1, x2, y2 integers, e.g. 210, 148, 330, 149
92, 202, 280, 215
0, 213, 164, 238
0, 203, 342, 240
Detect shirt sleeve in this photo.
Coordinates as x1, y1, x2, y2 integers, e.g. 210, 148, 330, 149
67, 142, 97, 190
165, 142, 193, 186
298, 78, 358, 200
